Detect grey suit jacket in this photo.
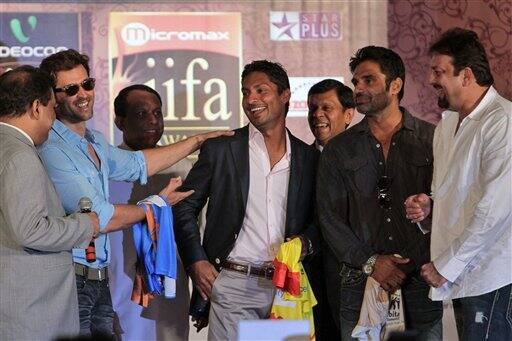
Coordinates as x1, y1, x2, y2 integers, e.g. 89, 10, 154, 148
0, 124, 93, 340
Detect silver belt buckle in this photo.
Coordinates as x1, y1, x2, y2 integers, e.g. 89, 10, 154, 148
264, 267, 274, 279
91, 268, 103, 281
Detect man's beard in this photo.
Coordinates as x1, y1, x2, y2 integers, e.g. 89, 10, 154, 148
356, 90, 391, 117
433, 84, 450, 109
57, 110, 88, 123
56, 101, 93, 123
437, 94, 450, 109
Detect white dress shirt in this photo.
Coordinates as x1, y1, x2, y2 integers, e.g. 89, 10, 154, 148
430, 86, 512, 300
228, 123, 291, 264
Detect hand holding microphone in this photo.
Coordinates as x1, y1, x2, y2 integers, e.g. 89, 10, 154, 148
79, 197, 97, 263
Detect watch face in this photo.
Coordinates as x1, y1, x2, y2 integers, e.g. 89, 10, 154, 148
363, 264, 373, 275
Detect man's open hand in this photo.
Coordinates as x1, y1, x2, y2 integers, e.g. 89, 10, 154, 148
159, 177, 194, 205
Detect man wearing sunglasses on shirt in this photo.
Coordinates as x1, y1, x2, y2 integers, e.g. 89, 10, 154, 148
316, 46, 442, 340
38, 49, 232, 337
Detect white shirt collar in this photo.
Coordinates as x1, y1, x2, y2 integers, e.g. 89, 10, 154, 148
248, 123, 291, 161
315, 141, 324, 152
442, 86, 497, 122
0, 122, 34, 146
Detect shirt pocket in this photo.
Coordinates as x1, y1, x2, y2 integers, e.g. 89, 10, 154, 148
403, 152, 432, 191
343, 157, 374, 194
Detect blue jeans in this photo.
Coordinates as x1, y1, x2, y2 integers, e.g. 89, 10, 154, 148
453, 283, 512, 341
338, 265, 443, 341
75, 274, 115, 337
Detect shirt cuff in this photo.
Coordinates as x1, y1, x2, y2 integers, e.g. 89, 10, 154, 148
96, 202, 115, 232
135, 150, 148, 185
433, 253, 467, 283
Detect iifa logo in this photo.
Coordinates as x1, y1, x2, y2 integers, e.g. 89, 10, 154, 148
9, 15, 37, 43
270, 11, 341, 41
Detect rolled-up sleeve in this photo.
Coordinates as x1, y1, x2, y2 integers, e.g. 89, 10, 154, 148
106, 143, 147, 185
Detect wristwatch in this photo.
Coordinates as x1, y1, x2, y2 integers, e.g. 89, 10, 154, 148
362, 254, 378, 276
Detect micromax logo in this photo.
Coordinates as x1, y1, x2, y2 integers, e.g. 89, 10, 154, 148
121, 23, 149, 46
121, 22, 230, 46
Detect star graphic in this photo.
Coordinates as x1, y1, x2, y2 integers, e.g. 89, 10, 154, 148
272, 13, 297, 39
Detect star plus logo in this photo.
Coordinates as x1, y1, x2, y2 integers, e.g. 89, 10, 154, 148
270, 12, 299, 41
9, 15, 38, 43
269, 11, 342, 41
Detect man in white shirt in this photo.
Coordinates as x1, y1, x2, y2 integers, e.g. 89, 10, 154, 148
406, 27, 511, 340
173, 60, 320, 340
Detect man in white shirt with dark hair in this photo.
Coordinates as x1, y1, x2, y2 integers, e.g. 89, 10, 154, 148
406, 27, 511, 341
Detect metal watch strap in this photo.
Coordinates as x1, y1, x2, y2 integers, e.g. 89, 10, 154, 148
366, 254, 378, 267
363, 254, 378, 276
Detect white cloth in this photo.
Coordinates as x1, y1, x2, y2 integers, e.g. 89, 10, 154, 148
430, 86, 512, 300
228, 123, 291, 264
351, 277, 389, 340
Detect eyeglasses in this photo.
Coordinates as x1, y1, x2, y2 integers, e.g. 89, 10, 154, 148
377, 175, 392, 210
54, 77, 95, 96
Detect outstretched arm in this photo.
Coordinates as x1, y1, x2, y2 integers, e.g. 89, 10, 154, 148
143, 130, 233, 176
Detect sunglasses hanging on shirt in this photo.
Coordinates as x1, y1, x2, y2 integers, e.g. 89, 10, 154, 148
54, 77, 96, 96
377, 175, 393, 210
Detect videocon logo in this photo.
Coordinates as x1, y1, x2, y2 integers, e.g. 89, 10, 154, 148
10, 15, 37, 43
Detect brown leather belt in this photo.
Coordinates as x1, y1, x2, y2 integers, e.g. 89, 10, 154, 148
223, 260, 274, 280
74, 263, 108, 281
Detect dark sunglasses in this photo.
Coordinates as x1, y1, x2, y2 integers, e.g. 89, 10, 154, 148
377, 175, 393, 210
54, 77, 95, 96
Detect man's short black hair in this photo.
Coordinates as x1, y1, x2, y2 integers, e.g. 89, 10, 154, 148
429, 27, 494, 87
0, 65, 53, 118
349, 46, 406, 101
114, 84, 163, 118
308, 79, 355, 109
40, 49, 90, 87
241, 60, 290, 93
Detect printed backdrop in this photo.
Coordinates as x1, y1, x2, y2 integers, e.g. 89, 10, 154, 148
0, 1, 388, 145
2, 2, 509, 340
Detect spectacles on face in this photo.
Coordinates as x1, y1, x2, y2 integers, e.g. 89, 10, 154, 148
54, 77, 95, 97
377, 175, 392, 210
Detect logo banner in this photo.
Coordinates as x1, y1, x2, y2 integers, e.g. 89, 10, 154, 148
0, 13, 81, 68
270, 11, 341, 41
109, 12, 242, 145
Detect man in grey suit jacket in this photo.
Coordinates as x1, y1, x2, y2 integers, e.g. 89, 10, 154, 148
0, 66, 100, 340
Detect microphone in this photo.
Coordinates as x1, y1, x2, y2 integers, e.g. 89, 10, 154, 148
78, 197, 96, 263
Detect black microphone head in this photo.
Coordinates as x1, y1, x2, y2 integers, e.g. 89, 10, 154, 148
78, 197, 92, 212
